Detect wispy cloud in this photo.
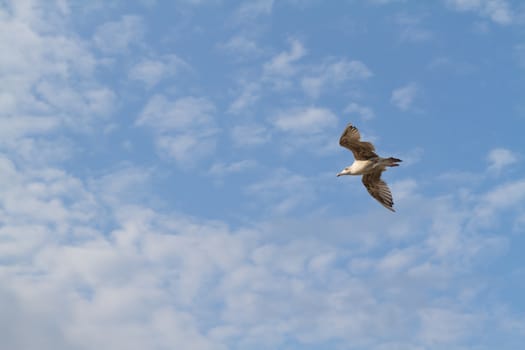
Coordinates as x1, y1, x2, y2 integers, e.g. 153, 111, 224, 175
427, 56, 477, 74
228, 81, 261, 114
1, 1, 524, 349
92, 15, 144, 53
345, 102, 375, 121
395, 14, 433, 43
0, 116, 59, 141
230, 124, 271, 147
218, 35, 263, 58
129, 54, 188, 88
377, 247, 418, 273
263, 38, 306, 77
235, 0, 274, 21
391, 82, 420, 111
137, 95, 215, 132
155, 134, 217, 165
487, 147, 519, 174
271, 106, 337, 134
245, 168, 315, 214
474, 178, 525, 226
228, 39, 372, 112
418, 308, 479, 345
301, 59, 372, 98
1, 144, 524, 349
35, 82, 116, 124
269, 106, 339, 155
445, 0, 513, 25
89, 164, 153, 205
209, 160, 258, 176
227, 39, 306, 112
367, 0, 407, 4
0, 0, 111, 162
136, 95, 218, 165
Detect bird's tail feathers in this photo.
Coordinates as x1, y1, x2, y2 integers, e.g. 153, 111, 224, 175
386, 157, 402, 167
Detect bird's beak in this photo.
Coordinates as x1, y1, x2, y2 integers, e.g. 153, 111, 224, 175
336, 172, 342, 177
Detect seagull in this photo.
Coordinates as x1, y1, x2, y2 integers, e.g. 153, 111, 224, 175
337, 124, 401, 212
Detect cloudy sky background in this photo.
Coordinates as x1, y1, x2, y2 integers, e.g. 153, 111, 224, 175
1, 0, 525, 349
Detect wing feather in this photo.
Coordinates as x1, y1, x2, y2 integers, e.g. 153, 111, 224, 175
339, 124, 378, 160
362, 170, 395, 212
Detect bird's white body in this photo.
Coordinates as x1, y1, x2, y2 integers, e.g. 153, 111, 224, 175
347, 159, 375, 175
340, 158, 393, 176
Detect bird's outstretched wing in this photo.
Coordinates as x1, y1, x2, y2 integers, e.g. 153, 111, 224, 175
362, 170, 395, 212
339, 124, 378, 160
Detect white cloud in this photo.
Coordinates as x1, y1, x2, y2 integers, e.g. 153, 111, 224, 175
1, 147, 523, 349
500, 309, 525, 335
229, 40, 372, 110
0, 8, 94, 93
263, 38, 306, 77
0, 285, 78, 350
218, 35, 263, 58
391, 82, 419, 111
269, 106, 340, 155
93, 15, 144, 53
228, 81, 261, 114
235, 0, 274, 21
35, 82, 116, 127
427, 56, 477, 74
0, 116, 58, 141
230, 124, 271, 147
418, 308, 479, 345
88, 165, 153, 205
129, 54, 187, 88
390, 178, 419, 201
368, 0, 407, 4
0, 0, 113, 162
245, 169, 315, 214
156, 134, 216, 165
395, 14, 433, 43
301, 59, 372, 98
136, 95, 218, 166
345, 102, 375, 121
271, 106, 337, 134
3, 136, 74, 165
487, 147, 518, 173
0, 156, 97, 257
377, 248, 417, 273
1, 2, 524, 349
445, 0, 513, 25
475, 178, 525, 223
209, 160, 258, 176
137, 95, 215, 132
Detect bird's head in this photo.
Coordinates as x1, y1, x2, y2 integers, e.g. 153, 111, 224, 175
337, 167, 352, 177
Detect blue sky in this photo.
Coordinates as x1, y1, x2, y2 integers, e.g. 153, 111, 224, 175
1, 0, 525, 349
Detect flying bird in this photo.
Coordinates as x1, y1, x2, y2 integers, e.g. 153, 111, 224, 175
337, 124, 401, 212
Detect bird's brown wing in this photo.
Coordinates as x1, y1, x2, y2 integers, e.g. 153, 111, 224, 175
362, 170, 395, 212
339, 124, 378, 160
